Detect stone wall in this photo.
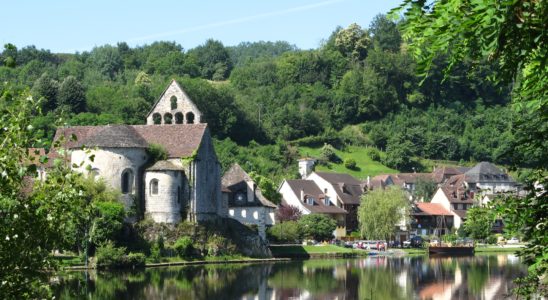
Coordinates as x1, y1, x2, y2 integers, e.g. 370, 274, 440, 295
228, 206, 275, 240
71, 147, 148, 213
146, 81, 202, 125
144, 170, 184, 223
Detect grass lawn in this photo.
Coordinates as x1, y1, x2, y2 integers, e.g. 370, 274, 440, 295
475, 245, 521, 253
298, 146, 397, 179
270, 244, 360, 257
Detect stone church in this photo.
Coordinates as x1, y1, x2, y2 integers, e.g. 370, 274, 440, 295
53, 80, 226, 223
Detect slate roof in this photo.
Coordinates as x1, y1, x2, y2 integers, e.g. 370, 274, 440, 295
413, 203, 453, 216
464, 161, 515, 183
394, 173, 434, 184
284, 179, 347, 214
83, 125, 148, 148
314, 172, 364, 205
146, 160, 185, 171
432, 167, 463, 183
221, 163, 252, 186
440, 174, 474, 203
54, 124, 207, 158
222, 163, 276, 208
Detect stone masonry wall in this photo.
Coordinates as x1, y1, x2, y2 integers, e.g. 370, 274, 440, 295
144, 170, 183, 223
146, 81, 202, 125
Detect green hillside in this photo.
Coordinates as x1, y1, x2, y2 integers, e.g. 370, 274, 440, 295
298, 146, 397, 179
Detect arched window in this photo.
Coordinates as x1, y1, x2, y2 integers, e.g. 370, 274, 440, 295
175, 112, 184, 124
121, 169, 133, 194
164, 113, 173, 124
153, 113, 162, 125
170, 96, 177, 110
186, 112, 195, 124
150, 179, 159, 195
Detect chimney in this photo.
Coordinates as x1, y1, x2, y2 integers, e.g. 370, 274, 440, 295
300, 189, 305, 202
246, 180, 255, 203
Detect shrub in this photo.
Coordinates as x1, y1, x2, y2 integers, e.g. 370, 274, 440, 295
206, 234, 236, 257
149, 242, 161, 262
486, 235, 498, 245
298, 214, 337, 241
320, 143, 341, 163
344, 158, 357, 169
95, 241, 146, 269
96, 241, 126, 268
174, 236, 194, 258
147, 143, 168, 162
365, 147, 381, 161
268, 221, 301, 243
125, 252, 146, 268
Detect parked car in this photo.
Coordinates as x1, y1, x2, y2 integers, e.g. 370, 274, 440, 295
507, 237, 520, 244
410, 236, 424, 248
403, 240, 411, 248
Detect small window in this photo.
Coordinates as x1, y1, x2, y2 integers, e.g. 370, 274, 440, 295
153, 113, 162, 125
150, 179, 159, 195
121, 169, 133, 194
175, 112, 184, 124
170, 96, 177, 110
186, 112, 195, 124
164, 113, 173, 124
324, 198, 330, 206
306, 197, 315, 205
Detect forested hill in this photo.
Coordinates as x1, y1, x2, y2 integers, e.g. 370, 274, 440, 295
0, 15, 518, 181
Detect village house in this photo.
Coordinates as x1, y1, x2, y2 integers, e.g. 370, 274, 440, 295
221, 164, 277, 240
50, 80, 227, 224
278, 179, 347, 238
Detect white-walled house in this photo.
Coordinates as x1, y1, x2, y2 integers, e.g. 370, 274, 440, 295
278, 179, 347, 238
305, 172, 364, 233
222, 164, 276, 240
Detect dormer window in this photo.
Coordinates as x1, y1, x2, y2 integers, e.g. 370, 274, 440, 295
306, 196, 315, 205
324, 198, 330, 206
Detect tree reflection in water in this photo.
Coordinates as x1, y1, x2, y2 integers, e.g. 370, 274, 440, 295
53, 254, 527, 300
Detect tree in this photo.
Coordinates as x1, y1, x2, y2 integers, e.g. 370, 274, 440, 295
394, 0, 546, 295
32, 72, 59, 112
58, 76, 86, 113
358, 186, 409, 241
413, 177, 437, 201
89, 45, 123, 80
369, 14, 401, 52
276, 205, 302, 222
298, 214, 337, 241
188, 39, 233, 80
267, 221, 301, 243
334, 23, 371, 61
463, 206, 495, 242
0, 90, 87, 298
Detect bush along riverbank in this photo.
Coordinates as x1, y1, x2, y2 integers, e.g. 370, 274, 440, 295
63, 217, 273, 270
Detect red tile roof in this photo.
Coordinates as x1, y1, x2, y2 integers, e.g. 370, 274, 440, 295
53, 124, 207, 158
414, 203, 453, 216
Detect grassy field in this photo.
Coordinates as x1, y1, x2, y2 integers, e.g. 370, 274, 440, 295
298, 145, 397, 179
270, 245, 361, 257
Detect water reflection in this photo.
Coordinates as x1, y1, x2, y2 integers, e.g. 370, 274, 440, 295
53, 254, 527, 299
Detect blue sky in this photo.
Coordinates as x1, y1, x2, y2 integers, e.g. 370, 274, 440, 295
2, 0, 402, 53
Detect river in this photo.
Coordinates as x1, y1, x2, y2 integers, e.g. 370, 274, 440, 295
53, 254, 527, 299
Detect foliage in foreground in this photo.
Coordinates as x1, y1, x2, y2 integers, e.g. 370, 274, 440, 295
0, 90, 87, 298
394, 0, 547, 296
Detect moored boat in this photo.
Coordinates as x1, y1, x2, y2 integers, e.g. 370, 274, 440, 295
428, 245, 475, 255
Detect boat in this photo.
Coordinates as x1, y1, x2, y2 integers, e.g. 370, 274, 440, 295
427, 216, 475, 256
428, 245, 474, 255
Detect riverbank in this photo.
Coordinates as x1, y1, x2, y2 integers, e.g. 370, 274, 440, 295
270, 245, 370, 258
63, 256, 291, 270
